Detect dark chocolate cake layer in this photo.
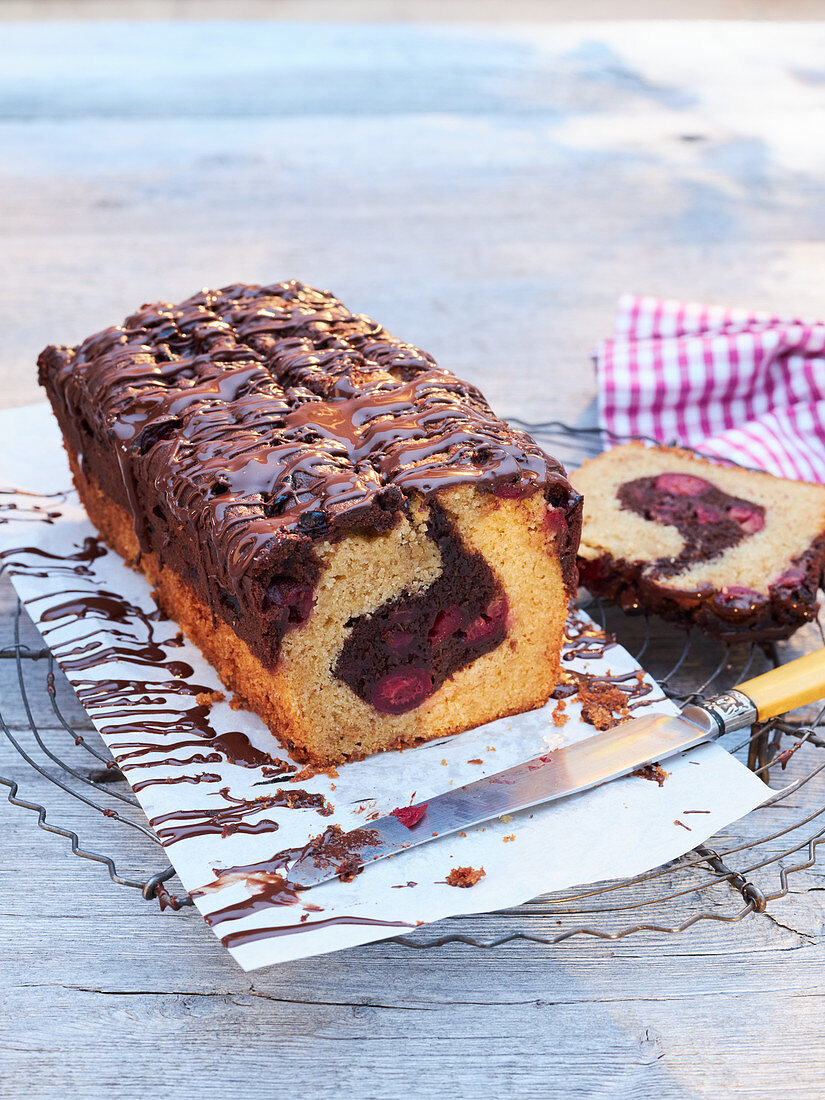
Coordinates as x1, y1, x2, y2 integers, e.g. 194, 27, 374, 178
39, 281, 581, 673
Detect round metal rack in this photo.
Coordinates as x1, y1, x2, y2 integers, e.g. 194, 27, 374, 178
3, 422, 825, 947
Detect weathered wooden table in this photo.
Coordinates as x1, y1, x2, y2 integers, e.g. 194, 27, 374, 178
3, 19, 825, 1099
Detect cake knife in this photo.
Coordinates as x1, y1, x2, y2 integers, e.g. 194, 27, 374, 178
288, 648, 825, 888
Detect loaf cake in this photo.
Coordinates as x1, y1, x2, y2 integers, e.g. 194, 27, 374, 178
38, 281, 582, 766
573, 442, 825, 642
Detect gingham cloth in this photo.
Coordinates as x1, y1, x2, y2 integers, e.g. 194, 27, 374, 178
595, 294, 825, 483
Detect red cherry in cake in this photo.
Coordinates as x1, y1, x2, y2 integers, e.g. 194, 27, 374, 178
335, 505, 510, 712
386, 607, 416, 627
729, 504, 765, 534
654, 473, 709, 496
370, 668, 434, 714
463, 595, 508, 646
544, 508, 565, 536
773, 566, 807, 589
265, 577, 313, 625
429, 605, 464, 645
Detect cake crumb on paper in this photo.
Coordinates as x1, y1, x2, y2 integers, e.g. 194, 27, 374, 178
290, 764, 317, 784
503, 834, 516, 842
631, 763, 669, 787
195, 690, 225, 707
446, 866, 485, 888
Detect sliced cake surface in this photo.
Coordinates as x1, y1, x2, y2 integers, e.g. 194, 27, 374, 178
573, 442, 825, 642
39, 280, 582, 765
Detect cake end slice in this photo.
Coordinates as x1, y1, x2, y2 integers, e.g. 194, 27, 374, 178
572, 442, 825, 643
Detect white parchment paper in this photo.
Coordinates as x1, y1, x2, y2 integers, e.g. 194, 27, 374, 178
0, 405, 770, 970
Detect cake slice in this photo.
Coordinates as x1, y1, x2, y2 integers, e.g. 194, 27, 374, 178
572, 442, 825, 643
38, 280, 581, 766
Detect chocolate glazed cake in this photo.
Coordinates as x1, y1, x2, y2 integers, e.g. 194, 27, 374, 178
573, 443, 825, 643
39, 281, 582, 766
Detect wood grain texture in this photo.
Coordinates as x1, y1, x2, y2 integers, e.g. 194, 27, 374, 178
3, 20, 825, 1100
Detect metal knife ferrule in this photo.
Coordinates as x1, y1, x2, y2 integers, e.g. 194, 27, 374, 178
701, 690, 759, 735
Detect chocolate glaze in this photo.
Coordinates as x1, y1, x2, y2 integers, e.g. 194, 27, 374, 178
334, 503, 506, 712
150, 807, 281, 846
149, 781, 333, 845
553, 614, 657, 725
561, 610, 617, 663
111, 730, 269, 771
39, 281, 581, 669
0, 535, 107, 579
218, 915, 414, 950
131, 771, 221, 793
193, 829, 392, 939
199, 841, 307, 888
193, 847, 310, 929
0, 487, 64, 527
34, 582, 269, 770
195, 839, 415, 951
203, 873, 310, 924
296, 822, 383, 880
217, 784, 332, 815
258, 759, 299, 779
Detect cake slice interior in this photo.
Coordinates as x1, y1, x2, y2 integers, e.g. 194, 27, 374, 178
573, 442, 825, 642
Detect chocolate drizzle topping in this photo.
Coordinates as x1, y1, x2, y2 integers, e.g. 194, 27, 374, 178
553, 612, 659, 729
0, 536, 107, 579
191, 826, 414, 946
0, 487, 65, 527
39, 280, 580, 667
23, 572, 270, 771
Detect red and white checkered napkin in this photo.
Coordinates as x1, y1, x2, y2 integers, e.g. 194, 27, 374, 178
595, 294, 825, 483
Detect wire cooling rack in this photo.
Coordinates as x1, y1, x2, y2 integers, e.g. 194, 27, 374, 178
3, 421, 825, 946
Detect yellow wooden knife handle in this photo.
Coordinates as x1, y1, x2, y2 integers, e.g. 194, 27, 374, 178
735, 647, 825, 721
